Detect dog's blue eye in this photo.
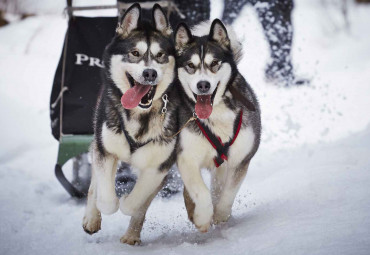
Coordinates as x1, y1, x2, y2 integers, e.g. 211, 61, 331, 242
131, 51, 140, 57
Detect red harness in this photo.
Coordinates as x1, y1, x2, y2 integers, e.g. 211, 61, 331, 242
195, 110, 243, 167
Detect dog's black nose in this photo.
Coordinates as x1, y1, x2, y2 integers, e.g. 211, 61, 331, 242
143, 69, 157, 82
197, 81, 211, 93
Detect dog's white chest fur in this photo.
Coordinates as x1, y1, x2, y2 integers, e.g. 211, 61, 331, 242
102, 123, 131, 162
206, 102, 236, 143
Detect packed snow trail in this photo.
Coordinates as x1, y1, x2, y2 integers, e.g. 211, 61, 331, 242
0, 1, 370, 254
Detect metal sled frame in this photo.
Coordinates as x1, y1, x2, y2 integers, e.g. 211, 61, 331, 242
54, 0, 117, 198
55, 135, 93, 198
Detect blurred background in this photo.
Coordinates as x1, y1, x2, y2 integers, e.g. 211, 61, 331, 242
0, 0, 369, 254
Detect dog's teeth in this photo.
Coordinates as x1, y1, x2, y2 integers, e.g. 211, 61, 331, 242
140, 99, 153, 106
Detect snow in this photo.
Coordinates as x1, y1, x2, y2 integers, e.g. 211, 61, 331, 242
1, 0, 370, 254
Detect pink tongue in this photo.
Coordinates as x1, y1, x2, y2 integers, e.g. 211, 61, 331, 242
195, 95, 213, 119
121, 83, 151, 109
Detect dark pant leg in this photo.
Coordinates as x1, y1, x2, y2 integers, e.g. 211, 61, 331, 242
173, 0, 210, 27
222, 0, 250, 25
254, 0, 295, 85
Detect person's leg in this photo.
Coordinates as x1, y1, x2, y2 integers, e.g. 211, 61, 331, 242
158, 167, 183, 198
222, 0, 250, 25
173, 0, 210, 26
116, 163, 182, 199
115, 162, 136, 197
255, 0, 295, 86
72, 153, 91, 195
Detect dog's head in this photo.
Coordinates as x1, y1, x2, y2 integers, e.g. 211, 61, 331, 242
105, 3, 175, 110
175, 19, 237, 119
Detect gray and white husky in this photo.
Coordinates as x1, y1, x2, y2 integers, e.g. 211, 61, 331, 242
174, 20, 261, 232
82, 3, 179, 245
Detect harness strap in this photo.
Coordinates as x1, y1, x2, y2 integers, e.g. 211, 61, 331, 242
118, 115, 152, 153
196, 110, 243, 167
230, 110, 243, 146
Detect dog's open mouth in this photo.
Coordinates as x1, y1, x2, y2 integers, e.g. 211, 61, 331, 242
193, 85, 218, 119
121, 73, 157, 109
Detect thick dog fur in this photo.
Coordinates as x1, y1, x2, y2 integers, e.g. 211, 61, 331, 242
82, 4, 179, 245
175, 19, 261, 232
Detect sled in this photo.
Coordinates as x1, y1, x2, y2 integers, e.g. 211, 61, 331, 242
50, 1, 117, 198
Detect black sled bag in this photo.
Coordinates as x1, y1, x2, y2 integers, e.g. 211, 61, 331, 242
50, 16, 117, 140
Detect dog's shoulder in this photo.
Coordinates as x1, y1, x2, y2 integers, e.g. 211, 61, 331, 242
232, 73, 260, 112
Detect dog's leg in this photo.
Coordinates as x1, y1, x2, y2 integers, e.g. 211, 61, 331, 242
213, 162, 249, 224
211, 166, 227, 206
119, 168, 167, 216
93, 149, 119, 215
183, 186, 195, 224
177, 156, 213, 232
120, 181, 163, 245
82, 166, 101, 234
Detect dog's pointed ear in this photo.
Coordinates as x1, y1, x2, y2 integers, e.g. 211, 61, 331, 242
175, 23, 192, 51
116, 3, 141, 36
153, 4, 172, 36
209, 19, 230, 48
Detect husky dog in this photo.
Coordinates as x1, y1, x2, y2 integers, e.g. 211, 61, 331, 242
82, 4, 179, 245
174, 20, 261, 232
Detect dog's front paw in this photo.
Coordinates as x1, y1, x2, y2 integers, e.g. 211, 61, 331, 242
82, 213, 102, 235
120, 233, 141, 245
213, 210, 231, 225
193, 204, 213, 233
96, 197, 119, 215
119, 195, 139, 216
213, 203, 232, 225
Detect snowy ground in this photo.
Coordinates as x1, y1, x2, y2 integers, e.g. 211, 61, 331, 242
1, 0, 370, 254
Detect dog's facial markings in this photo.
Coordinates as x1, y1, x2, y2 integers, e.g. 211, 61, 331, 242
111, 39, 174, 87
150, 42, 168, 64
184, 54, 200, 74
179, 49, 229, 97
204, 54, 221, 73
109, 38, 174, 110
134, 41, 148, 56
176, 20, 236, 118
127, 41, 148, 62
150, 42, 161, 56
124, 40, 170, 65
190, 54, 201, 66
184, 62, 196, 74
